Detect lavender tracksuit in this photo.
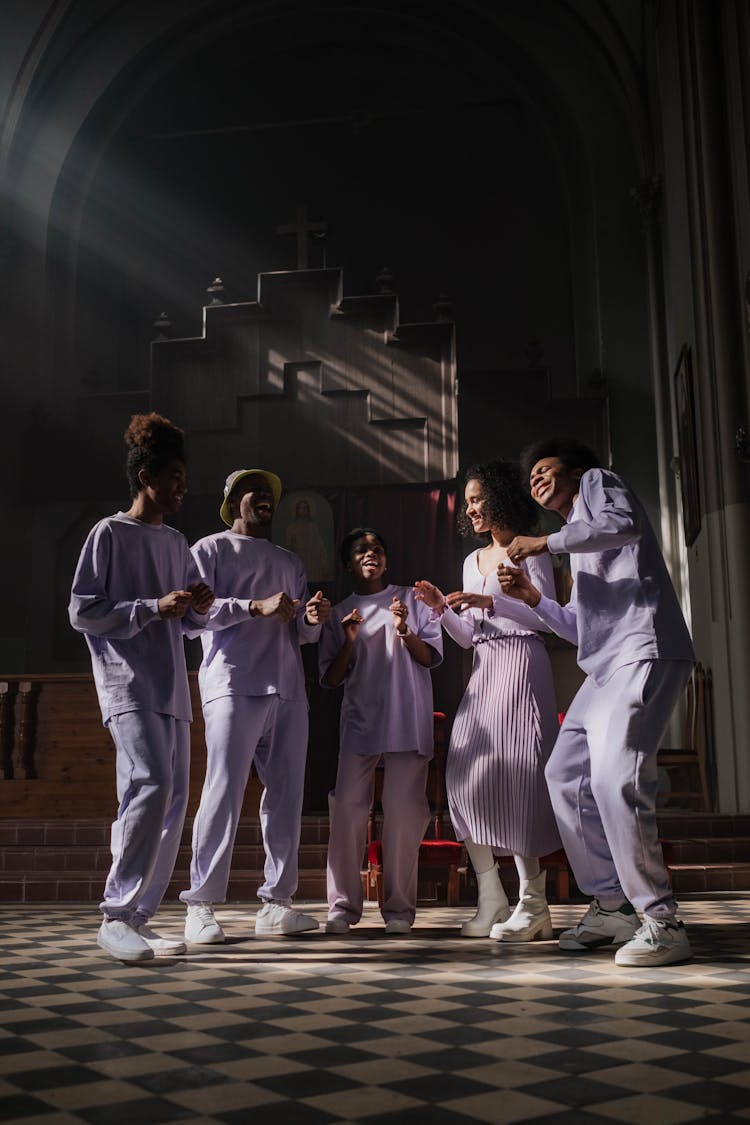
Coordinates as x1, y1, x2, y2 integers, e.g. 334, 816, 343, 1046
319, 586, 442, 924
532, 469, 695, 917
69, 513, 200, 921
181, 532, 320, 905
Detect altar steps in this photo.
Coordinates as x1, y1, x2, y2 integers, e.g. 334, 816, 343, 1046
2, 814, 750, 905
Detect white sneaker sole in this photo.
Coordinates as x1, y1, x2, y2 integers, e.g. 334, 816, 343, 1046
615, 944, 693, 967
255, 922, 320, 936
97, 933, 154, 963
185, 930, 226, 945
145, 940, 187, 956
325, 921, 351, 934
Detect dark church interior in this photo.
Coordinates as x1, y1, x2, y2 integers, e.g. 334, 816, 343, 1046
1, 2, 750, 1122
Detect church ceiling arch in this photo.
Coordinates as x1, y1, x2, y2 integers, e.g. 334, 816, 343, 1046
6, 1, 658, 505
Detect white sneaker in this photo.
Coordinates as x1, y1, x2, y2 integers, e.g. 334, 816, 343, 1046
615, 916, 692, 967
325, 918, 351, 934
97, 919, 154, 963
559, 899, 640, 951
255, 902, 320, 936
133, 922, 187, 956
185, 903, 226, 944
384, 919, 412, 935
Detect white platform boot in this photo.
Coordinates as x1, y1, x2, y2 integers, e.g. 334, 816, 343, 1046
489, 870, 552, 942
461, 865, 511, 937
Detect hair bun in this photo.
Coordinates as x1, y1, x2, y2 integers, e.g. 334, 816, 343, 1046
124, 412, 184, 453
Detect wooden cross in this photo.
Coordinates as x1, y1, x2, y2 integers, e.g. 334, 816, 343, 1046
276, 204, 326, 270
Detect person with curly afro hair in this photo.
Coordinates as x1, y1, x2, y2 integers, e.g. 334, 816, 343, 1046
69, 413, 213, 964
415, 460, 561, 942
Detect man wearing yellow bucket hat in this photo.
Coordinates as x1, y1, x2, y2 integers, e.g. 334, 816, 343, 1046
181, 468, 331, 938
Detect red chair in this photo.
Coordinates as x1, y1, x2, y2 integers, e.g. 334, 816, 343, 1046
364, 712, 468, 906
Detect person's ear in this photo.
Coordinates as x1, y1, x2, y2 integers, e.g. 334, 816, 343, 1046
138, 468, 151, 490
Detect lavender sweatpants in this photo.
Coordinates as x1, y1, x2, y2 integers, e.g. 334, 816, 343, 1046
327, 751, 430, 924
101, 710, 190, 922
545, 659, 693, 918
181, 693, 308, 906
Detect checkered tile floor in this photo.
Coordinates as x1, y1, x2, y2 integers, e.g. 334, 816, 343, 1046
1, 898, 749, 1124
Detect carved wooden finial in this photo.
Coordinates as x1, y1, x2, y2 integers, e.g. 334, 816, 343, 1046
628, 175, 662, 232
588, 368, 606, 396
525, 339, 544, 367
376, 266, 395, 294
206, 277, 226, 304
152, 312, 172, 341
433, 293, 452, 322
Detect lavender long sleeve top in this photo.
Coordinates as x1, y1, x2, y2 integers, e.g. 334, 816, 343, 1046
532, 468, 694, 684
68, 513, 198, 724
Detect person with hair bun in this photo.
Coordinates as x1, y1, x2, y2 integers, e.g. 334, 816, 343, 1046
69, 413, 213, 963
415, 460, 561, 942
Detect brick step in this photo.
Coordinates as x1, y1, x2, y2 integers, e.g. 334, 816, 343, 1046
661, 837, 750, 863
0, 869, 329, 905
0, 843, 330, 875
4, 860, 750, 903
657, 813, 750, 835
0, 817, 332, 848
665, 862, 750, 893
3, 816, 750, 903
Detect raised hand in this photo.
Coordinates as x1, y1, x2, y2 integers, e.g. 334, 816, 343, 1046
413, 579, 446, 612
342, 608, 364, 642
497, 564, 540, 606
251, 591, 300, 623
390, 596, 409, 634
506, 535, 549, 563
305, 589, 332, 625
445, 590, 493, 613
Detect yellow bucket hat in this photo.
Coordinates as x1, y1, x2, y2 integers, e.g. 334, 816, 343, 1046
220, 469, 283, 527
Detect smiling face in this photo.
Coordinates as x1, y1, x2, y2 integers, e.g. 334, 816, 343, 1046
348, 533, 387, 589
231, 472, 275, 530
141, 458, 187, 516
464, 478, 492, 535
529, 456, 581, 516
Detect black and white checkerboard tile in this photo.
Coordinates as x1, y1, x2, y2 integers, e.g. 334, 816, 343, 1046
1, 899, 749, 1123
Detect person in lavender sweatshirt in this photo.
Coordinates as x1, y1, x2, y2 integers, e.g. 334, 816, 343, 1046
320, 528, 442, 935
69, 413, 213, 963
498, 439, 695, 967
181, 469, 331, 941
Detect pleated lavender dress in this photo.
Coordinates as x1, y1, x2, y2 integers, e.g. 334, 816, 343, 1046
444, 551, 561, 857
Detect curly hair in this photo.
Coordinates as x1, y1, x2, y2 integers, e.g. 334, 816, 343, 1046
520, 439, 601, 485
457, 460, 538, 539
124, 412, 185, 498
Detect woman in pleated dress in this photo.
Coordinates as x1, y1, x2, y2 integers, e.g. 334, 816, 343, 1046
415, 460, 561, 941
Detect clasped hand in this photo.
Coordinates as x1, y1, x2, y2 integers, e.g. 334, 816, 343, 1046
158, 582, 214, 619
